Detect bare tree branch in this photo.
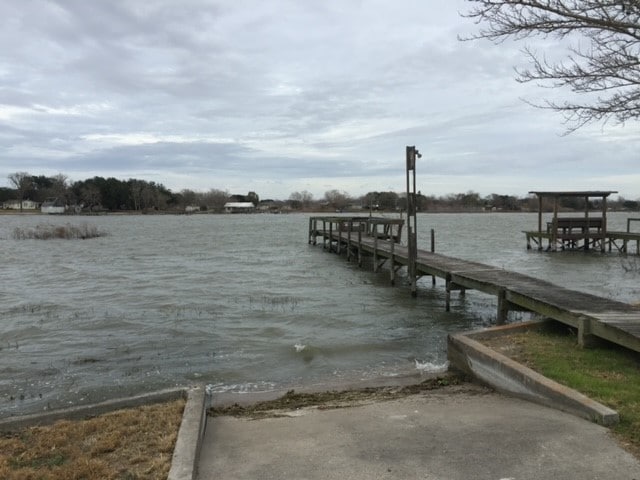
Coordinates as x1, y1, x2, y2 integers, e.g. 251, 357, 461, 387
461, 0, 640, 131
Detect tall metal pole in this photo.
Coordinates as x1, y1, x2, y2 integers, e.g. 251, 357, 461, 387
406, 145, 421, 297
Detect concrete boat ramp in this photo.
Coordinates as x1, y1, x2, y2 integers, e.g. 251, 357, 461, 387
198, 383, 639, 480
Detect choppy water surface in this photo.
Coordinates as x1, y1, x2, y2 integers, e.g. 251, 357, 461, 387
1, 212, 638, 417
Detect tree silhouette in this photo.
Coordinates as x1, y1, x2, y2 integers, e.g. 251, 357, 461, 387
462, 1, 640, 131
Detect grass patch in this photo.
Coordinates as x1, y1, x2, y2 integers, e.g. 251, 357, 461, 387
481, 322, 640, 457
0, 398, 185, 480
13, 223, 106, 240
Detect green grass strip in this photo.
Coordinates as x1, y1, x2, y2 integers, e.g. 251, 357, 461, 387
501, 323, 640, 454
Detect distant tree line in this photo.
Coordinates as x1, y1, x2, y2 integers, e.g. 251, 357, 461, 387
3, 172, 638, 213
1, 172, 233, 212
316, 189, 639, 213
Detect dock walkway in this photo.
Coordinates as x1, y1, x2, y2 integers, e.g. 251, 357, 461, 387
309, 216, 640, 354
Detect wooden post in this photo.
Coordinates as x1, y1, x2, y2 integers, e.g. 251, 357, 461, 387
312, 218, 317, 245
497, 289, 508, 325
389, 236, 395, 286
358, 227, 362, 267
347, 220, 353, 261
406, 145, 419, 298
584, 195, 590, 251
337, 221, 342, 255
445, 275, 451, 312
537, 195, 543, 250
601, 195, 608, 252
329, 221, 333, 252
322, 220, 327, 250
373, 224, 379, 273
552, 195, 558, 251
431, 228, 436, 285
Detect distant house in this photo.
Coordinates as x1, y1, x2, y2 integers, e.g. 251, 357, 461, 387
185, 205, 201, 213
257, 200, 281, 213
2, 199, 38, 210
223, 202, 255, 213
41, 197, 66, 214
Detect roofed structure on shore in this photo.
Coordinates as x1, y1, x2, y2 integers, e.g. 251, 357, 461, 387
223, 202, 255, 213
41, 197, 66, 214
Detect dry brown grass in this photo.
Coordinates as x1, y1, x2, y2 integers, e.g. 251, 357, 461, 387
0, 398, 185, 480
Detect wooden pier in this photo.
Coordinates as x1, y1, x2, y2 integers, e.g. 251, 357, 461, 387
309, 216, 640, 354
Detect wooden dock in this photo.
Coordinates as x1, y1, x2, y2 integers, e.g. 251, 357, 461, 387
309, 216, 640, 354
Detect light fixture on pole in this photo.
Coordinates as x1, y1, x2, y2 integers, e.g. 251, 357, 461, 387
405, 145, 421, 297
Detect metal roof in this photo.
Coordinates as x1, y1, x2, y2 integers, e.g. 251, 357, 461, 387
528, 191, 618, 198
223, 202, 255, 208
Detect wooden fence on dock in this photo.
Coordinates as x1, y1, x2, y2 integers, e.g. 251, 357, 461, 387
309, 216, 640, 355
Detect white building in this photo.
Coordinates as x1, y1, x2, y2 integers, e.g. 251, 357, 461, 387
2, 199, 38, 210
223, 202, 255, 213
41, 197, 66, 214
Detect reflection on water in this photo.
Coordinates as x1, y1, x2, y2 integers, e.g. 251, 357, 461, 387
0, 212, 638, 416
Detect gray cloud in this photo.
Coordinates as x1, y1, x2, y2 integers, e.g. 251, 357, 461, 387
1, 0, 638, 200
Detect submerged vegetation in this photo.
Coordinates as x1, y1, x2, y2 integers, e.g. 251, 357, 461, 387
210, 375, 466, 420
481, 323, 640, 458
13, 223, 105, 240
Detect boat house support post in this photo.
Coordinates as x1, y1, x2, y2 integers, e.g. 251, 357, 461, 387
322, 220, 327, 250
329, 221, 334, 253
551, 196, 559, 251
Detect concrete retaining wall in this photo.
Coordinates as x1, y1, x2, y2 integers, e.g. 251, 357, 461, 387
447, 320, 619, 426
168, 386, 207, 480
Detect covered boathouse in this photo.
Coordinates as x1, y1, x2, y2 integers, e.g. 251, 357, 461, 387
525, 190, 619, 252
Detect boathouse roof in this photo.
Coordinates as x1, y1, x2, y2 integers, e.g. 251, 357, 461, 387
223, 202, 255, 208
529, 190, 618, 198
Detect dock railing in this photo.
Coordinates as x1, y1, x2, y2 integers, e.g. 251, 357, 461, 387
308, 216, 403, 245
309, 215, 405, 285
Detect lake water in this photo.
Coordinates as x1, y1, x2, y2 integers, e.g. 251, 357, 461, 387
1, 212, 638, 417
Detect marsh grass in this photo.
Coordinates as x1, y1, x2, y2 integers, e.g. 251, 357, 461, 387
0, 398, 185, 480
13, 223, 106, 240
481, 322, 640, 458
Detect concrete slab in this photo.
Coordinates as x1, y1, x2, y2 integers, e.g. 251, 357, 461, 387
198, 385, 640, 480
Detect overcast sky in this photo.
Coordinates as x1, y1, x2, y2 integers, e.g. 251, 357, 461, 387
1, 0, 639, 201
